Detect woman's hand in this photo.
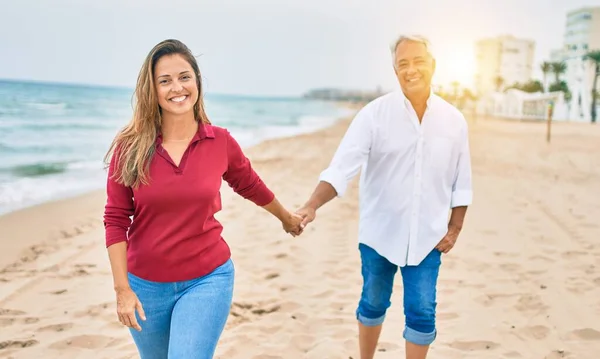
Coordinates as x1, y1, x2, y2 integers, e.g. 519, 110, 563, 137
116, 287, 146, 331
282, 212, 304, 237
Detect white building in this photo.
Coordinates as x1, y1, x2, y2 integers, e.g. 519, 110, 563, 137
550, 6, 600, 122
474, 35, 536, 96
475, 7, 599, 123
476, 89, 568, 121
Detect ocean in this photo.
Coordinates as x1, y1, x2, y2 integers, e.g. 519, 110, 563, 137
0, 79, 353, 215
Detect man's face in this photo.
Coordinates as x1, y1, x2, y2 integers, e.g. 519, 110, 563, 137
393, 40, 436, 97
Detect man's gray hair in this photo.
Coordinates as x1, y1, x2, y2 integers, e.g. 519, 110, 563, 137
390, 35, 435, 65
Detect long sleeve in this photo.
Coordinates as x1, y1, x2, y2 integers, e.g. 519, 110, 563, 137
103, 149, 134, 248
222, 130, 275, 206
318, 106, 373, 197
450, 122, 473, 208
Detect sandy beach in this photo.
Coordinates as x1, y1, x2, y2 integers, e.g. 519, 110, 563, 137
1, 108, 600, 359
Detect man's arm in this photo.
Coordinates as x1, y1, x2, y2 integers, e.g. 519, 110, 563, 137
437, 120, 473, 253
297, 181, 338, 226
296, 106, 373, 226
449, 120, 473, 227
448, 206, 467, 234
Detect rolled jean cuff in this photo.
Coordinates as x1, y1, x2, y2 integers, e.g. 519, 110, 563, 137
356, 311, 386, 327
403, 326, 437, 345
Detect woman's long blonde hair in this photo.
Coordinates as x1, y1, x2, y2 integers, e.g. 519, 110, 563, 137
104, 39, 211, 188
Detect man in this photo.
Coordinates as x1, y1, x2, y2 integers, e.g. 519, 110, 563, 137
295, 35, 473, 359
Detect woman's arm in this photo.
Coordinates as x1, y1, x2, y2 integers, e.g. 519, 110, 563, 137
221, 129, 302, 234
103, 150, 145, 331
107, 242, 130, 291
103, 149, 134, 288
261, 197, 304, 235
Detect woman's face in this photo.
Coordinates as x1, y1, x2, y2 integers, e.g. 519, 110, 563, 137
153, 54, 199, 117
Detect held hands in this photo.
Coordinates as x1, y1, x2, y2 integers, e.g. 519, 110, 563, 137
281, 205, 317, 237
295, 205, 316, 229
115, 287, 146, 331
282, 212, 305, 237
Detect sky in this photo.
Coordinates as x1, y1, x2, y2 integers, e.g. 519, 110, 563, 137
1, 0, 599, 96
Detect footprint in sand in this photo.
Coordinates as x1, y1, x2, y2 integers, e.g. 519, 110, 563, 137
49, 335, 125, 350
69, 268, 92, 277
448, 340, 499, 351
50, 289, 68, 295
0, 339, 38, 350
228, 301, 281, 327
518, 325, 550, 340
328, 301, 347, 312
37, 323, 74, 332
290, 334, 315, 351
0, 309, 26, 316
514, 294, 548, 312
377, 341, 400, 352
0, 316, 39, 326
545, 349, 569, 358
74, 302, 113, 319
74, 263, 96, 269
584, 266, 596, 275
568, 328, 600, 341
474, 293, 518, 307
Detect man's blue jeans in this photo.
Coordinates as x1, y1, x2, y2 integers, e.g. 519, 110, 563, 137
128, 258, 235, 358
356, 243, 442, 346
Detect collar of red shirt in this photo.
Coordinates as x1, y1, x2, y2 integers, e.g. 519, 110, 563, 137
155, 122, 215, 146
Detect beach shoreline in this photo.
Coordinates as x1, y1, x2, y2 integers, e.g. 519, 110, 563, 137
0, 100, 361, 272
0, 107, 599, 358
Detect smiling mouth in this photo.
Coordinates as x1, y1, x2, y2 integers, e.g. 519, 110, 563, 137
407, 78, 421, 83
169, 95, 188, 103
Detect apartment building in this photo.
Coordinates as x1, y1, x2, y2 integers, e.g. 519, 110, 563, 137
474, 35, 536, 95
550, 6, 600, 122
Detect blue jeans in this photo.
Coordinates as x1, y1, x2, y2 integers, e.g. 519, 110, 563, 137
356, 244, 441, 346
128, 259, 235, 359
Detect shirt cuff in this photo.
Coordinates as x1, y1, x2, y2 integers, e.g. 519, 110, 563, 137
251, 184, 275, 207
451, 190, 472, 208
319, 167, 347, 197
105, 226, 128, 248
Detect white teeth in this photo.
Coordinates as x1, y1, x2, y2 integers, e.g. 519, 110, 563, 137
408, 78, 419, 82
171, 96, 187, 102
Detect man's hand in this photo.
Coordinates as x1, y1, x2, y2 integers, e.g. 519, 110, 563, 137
295, 205, 316, 229
435, 226, 460, 254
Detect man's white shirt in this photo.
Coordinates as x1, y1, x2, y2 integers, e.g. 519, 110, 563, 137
319, 90, 473, 266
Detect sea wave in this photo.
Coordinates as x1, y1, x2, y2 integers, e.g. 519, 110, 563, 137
3, 162, 69, 177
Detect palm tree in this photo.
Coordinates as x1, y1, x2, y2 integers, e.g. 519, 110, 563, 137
494, 75, 504, 92
551, 62, 567, 85
540, 61, 551, 92
584, 51, 600, 123
450, 81, 460, 105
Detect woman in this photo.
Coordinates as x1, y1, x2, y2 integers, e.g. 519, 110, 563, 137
103, 39, 303, 358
